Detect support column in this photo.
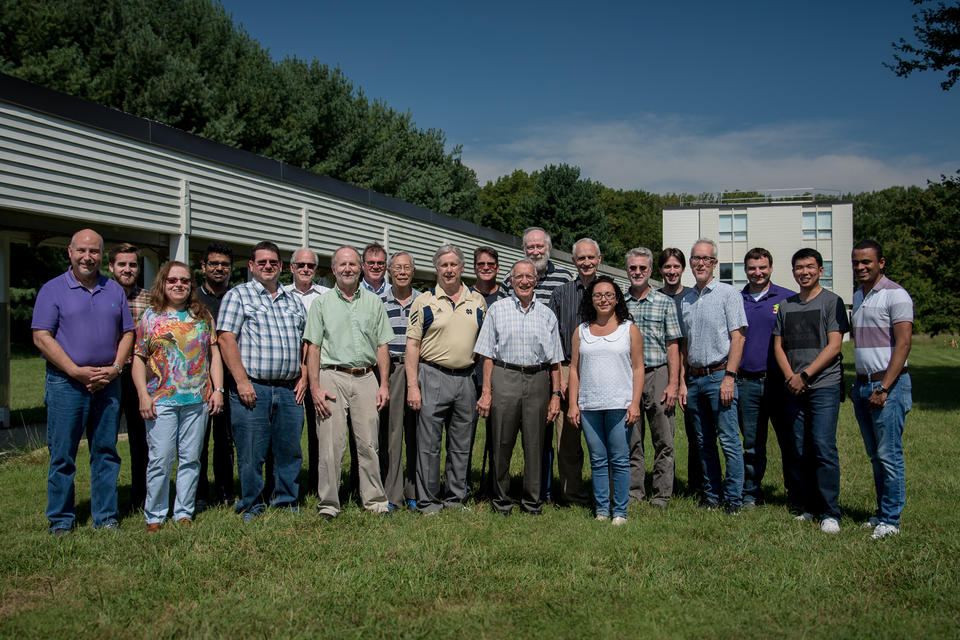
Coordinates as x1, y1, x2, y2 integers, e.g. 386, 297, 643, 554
0, 232, 10, 427
170, 234, 189, 263
171, 178, 191, 262
142, 248, 159, 288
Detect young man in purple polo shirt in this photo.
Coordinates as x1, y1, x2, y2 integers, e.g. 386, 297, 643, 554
32, 229, 135, 534
738, 248, 796, 510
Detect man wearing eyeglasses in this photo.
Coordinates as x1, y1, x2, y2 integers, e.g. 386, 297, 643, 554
283, 248, 329, 497
680, 238, 748, 515
217, 241, 307, 521
624, 247, 682, 508
360, 242, 389, 300
196, 242, 237, 508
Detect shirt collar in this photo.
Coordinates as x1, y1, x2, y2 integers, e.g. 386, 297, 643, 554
65, 268, 105, 291
510, 292, 537, 312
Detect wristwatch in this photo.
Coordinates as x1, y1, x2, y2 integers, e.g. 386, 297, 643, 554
800, 371, 810, 384
552, 390, 562, 397
214, 387, 225, 394
724, 370, 736, 379
112, 363, 123, 375
876, 385, 889, 395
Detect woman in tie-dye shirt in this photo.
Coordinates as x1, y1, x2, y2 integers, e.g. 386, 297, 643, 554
133, 261, 224, 531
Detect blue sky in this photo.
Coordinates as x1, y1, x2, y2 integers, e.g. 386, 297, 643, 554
221, 0, 958, 195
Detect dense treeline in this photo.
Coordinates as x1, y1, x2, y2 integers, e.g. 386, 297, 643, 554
1, 0, 957, 334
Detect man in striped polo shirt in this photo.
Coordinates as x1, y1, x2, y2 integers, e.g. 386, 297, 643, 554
379, 251, 421, 511
850, 240, 913, 539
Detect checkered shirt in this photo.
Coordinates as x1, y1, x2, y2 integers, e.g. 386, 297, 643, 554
626, 288, 683, 368
474, 295, 563, 366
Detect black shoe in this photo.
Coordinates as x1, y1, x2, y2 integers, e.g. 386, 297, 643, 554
318, 512, 336, 521
724, 503, 741, 516
698, 499, 719, 510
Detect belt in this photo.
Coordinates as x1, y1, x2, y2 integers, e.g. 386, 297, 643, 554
323, 365, 373, 376
687, 363, 727, 378
738, 370, 766, 380
390, 353, 405, 363
248, 377, 297, 388
421, 360, 474, 376
644, 364, 665, 374
856, 367, 908, 384
494, 360, 550, 374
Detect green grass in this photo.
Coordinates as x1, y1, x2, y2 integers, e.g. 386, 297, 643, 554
10, 353, 46, 426
2, 340, 959, 638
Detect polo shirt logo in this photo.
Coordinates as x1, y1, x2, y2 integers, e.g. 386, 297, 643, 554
466, 309, 473, 315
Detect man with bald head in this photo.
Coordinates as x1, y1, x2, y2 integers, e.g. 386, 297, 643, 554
32, 229, 135, 534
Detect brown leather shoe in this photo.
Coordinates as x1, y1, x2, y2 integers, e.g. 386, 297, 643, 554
146, 523, 161, 533
176, 518, 192, 526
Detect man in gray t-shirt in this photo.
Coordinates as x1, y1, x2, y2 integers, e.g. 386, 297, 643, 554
772, 248, 849, 534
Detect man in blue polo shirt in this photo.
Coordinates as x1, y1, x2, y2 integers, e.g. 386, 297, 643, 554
32, 229, 135, 534
738, 248, 796, 510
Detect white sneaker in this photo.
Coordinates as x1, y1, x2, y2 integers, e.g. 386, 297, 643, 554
820, 517, 841, 534
860, 517, 880, 530
612, 516, 627, 526
872, 523, 900, 539
795, 512, 815, 522
595, 514, 610, 522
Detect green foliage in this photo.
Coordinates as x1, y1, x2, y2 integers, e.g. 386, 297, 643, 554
885, 0, 960, 91
852, 171, 960, 335
0, 0, 480, 217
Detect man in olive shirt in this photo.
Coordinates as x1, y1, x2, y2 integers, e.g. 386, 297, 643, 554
305, 246, 394, 519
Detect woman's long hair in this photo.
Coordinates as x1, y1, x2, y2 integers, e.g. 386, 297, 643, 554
148, 261, 212, 325
578, 275, 631, 324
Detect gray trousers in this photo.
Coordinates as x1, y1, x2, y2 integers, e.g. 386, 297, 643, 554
489, 366, 550, 514
379, 360, 418, 505
629, 364, 676, 503
415, 363, 477, 513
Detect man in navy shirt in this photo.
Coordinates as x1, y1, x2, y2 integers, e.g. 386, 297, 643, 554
737, 248, 795, 510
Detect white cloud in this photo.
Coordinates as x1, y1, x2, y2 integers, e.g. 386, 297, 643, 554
463, 115, 958, 194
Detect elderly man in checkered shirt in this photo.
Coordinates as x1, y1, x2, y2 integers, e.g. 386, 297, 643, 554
475, 259, 563, 516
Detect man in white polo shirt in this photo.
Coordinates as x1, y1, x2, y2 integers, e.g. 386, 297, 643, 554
850, 240, 913, 539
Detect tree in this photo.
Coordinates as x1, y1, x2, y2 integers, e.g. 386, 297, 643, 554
885, 0, 960, 90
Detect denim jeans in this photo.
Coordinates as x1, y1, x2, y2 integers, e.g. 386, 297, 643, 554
783, 384, 842, 519
737, 375, 799, 506
144, 403, 208, 523
687, 370, 743, 507
580, 409, 631, 518
45, 367, 122, 531
853, 374, 911, 526
230, 381, 303, 515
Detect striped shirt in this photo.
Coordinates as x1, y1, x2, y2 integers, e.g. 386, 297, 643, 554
681, 279, 749, 368
852, 275, 913, 375
504, 260, 574, 306
384, 286, 421, 355
217, 279, 306, 381
470, 284, 507, 309
407, 284, 486, 369
626, 287, 683, 368
474, 295, 563, 366
548, 277, 588, 361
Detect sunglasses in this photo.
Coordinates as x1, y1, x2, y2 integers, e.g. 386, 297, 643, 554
293, 262, 317, 270
165, 277, 191, 285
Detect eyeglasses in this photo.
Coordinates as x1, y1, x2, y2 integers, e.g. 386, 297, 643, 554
205, 260, 231, 268
690, 256, 716, 264
165, 277, 191, 285
293, 262, 316, 270
592, 292, 616, 301
627, 265, 649, 272
391, 265, 413, 273
254, 259, 280, 268
475, 261, 497, 268
512, 274, 536, 281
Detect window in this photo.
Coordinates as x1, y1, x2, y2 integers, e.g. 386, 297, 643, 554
802, 206, 832, 240
719, 262, 746, 287
822, 260, 833, 289
719, 211, 747, 242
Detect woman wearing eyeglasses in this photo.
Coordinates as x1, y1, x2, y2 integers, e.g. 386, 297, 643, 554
133, 261, 223, 532
567, 276, 644, 525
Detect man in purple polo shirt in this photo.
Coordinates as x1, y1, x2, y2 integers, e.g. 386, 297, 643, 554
32, 229, 135, 534
737, 248, 796, 510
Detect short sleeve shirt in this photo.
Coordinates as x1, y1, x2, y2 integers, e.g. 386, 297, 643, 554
283, 282, 330, 315
384, 287, 421, 355
473, 295, 563, 366
31, 270, 134, 367
626, 288, 683, 368
773, 289, 849, 389
135, 308, 215, 406
217, 279, 306, 381
303, 286, 395, 368
740, 283, 796, 374
852, 276, 913, 375
681, 279, 748, 368
407, 284, 486, 369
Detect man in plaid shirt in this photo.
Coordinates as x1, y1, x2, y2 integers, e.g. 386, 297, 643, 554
624, 247, 683, 508
217, 241, 307, 521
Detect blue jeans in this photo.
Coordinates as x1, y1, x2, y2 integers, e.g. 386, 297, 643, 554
230, 381, 303, 514
853, 374, 911, 526
783, 384, 842, 519
687, 370, 743, 507
738, 375, 799, 506
44, 367, 121, 531
580, 409, 631, 518
144, 403, 208, 523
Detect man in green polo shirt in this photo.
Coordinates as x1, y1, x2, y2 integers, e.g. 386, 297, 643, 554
305, 246, 395, 519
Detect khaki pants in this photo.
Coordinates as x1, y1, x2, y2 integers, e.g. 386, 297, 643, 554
315, 369, 388, 516
629, 364, 676, 503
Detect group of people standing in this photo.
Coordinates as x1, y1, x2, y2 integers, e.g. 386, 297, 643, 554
32, 226, 912, 541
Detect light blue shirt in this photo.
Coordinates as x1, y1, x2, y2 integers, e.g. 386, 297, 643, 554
681, 278, 748, 368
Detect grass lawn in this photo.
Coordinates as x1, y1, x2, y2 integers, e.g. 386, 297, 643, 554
2, 338, 959, 638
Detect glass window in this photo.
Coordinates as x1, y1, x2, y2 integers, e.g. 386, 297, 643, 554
822, 261, 833, 289
733, 214, 747, 241
719, 262, 733, 283
818, 210, 832, 239
802, 211, 817, 240
733, 262, 746, 286
719, 214, 732, 243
